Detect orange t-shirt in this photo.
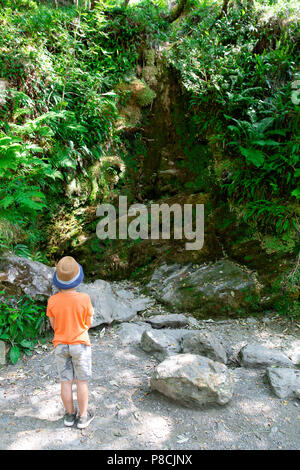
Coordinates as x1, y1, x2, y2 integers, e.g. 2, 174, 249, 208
46, 291, 94, 348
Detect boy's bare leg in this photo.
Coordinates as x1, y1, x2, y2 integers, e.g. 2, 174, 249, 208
61, 380, 75, 414
76, 380, 88, 417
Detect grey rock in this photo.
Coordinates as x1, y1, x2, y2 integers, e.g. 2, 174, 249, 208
0, 340, 6, 365
116, 322, 152, 345
267, 367, 300, 399
112, 288, 154, 312
0, 254, 153, 329
180, 331, 228, 364
0, 253, 56, 299
150, 353, 233, 407
295, 389, 300, 400
140, 328, 191, 361
77, 280, 151, 328
238, 344, 293, 368
286, 342, 300, 366
144, 314, 189, 329
187, 317, 201, 328
291, 352, 300, 366
146, 260, 259, 315
0, 79, 9, 105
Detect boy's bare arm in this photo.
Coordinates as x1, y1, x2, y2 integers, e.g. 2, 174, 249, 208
86, 315, 94, 329
86, 306, 94, 329
49, 317, 55, 330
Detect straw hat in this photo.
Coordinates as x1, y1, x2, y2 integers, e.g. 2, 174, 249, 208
53, 256, 84, 290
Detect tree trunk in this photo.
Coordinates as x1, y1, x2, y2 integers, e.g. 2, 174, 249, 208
167, 0, 188, 23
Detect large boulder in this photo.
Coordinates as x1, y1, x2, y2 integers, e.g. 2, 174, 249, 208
146, 260, 260, 317
267, 367, 300, 399
180, 331, 228, 364
150, 353, 233, 407
0, 253, 56, 299
238, 344, 293, 368
0, 254, 153, 328
77, 280, 153, 328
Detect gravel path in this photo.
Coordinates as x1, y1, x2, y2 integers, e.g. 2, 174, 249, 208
0, 314, 299, 450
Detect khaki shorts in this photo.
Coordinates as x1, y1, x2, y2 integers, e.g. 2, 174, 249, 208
54, 344, 92, 382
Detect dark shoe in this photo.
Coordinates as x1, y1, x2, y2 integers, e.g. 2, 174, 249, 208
64, 408, 77, 427
77, 410, 95, 429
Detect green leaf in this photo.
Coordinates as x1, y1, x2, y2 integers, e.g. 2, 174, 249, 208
37, 126, 54, 137
0, 333, 10, 340
239, 146, 265, 167
291, 186, 300, 198
23, 349, 33, 356
253, 140, 280, 147
10, 345, 20, 364
0, 195, 15, 209
20, 339, 35, 350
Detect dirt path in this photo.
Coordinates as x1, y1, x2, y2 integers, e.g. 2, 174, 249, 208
0, 315, 299, 450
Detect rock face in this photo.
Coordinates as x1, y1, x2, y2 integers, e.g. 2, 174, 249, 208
0, 254, 153, 328
238, 344, 293, 368
267, 367, 300, 399
144, 314, 189, 329
0, 253, 56, 299
77, 280, 152, 328
150, 353, 233, 407
146, 260, 260, 317
180, 331, 228, 364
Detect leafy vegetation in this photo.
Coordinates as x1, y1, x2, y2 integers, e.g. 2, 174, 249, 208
0, 293, 46, 364
0, 0, 299, 362
166, 0, 299, 239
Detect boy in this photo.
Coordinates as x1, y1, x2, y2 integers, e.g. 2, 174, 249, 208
46, 256, 95, 429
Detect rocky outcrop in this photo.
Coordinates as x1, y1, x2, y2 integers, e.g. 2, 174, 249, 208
147, 259, 260, 317
0, 253, 56, 299
77, 280, 153, 327
0, 254, 153, 328
114, 77, 156, 132
150, 353, 234, 407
